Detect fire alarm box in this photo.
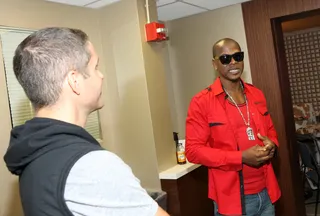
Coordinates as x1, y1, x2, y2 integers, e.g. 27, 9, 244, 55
145, 22, 168, 42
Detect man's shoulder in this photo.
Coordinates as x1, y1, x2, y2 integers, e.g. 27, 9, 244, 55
74, 150, 127, 168
245, 82, 264, 95
67, 150, 136, 187
245, 82, 258, 89
192, 86, 213, 101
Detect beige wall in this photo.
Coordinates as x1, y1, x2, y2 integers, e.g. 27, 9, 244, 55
136, 0, 177, 173
0, 0, 176, 215
98, 0, 176, 189
165, 4, 251, 137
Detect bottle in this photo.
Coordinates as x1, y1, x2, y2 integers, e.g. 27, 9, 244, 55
173, 132, 186, 165
176, 142, 187, 165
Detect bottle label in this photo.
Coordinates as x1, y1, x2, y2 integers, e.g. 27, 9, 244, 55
177, 151, 186, 163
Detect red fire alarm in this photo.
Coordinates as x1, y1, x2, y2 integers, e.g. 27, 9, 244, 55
145, 22, 168, 42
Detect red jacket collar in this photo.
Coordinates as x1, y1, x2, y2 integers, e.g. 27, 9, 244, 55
211, 77, 250, 96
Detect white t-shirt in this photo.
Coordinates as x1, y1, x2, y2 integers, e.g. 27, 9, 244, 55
64, 150, 159, 216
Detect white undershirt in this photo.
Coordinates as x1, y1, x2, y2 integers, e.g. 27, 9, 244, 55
64, 150, 158, 216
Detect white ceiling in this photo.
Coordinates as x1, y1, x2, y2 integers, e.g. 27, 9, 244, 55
45, 0, 251, 20
45, 0, 121, 8
157, 0, 251, 21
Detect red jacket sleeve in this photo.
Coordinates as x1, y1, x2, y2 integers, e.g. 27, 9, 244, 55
261, 94, 279, 147
266, 114, 279, 147
185, 96, 242, 171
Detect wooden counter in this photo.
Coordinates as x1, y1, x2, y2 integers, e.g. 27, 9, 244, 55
160, 163, 213, 216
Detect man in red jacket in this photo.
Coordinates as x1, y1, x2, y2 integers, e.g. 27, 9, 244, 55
185, 38, 281, 216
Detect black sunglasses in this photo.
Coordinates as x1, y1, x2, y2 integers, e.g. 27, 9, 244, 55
215, 52, 244, 65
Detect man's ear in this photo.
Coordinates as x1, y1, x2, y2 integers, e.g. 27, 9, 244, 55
67, 70, 81, 95
212, 59, 218, 71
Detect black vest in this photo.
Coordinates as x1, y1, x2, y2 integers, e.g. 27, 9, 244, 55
19, 138, 103, 216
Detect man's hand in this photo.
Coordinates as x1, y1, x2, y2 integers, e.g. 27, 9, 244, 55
242, 145, 272, 167
257, 133, 276, 158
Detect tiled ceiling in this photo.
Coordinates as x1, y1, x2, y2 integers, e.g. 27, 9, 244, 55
157, 0, 252, 21
45, 0, 121, 8
44, 0, 251, 20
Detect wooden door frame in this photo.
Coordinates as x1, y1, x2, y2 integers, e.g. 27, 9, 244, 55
270, 8, 320, 161
270, 8, 320, 215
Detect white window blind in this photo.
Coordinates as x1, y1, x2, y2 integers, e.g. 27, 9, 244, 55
86, 111, 102, 140
0, 30, 34, 127
0, 28, 102, 140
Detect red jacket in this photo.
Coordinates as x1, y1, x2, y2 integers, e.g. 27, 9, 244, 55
185, 78, 281, 215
